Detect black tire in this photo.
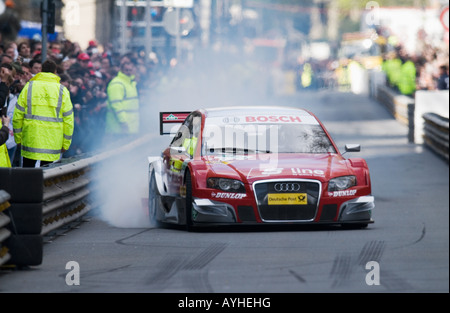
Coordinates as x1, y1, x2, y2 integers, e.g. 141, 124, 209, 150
6, 203, 42, 235
6, 234, 43, 266
185, 171, 194, 231
148, 170, 158, 226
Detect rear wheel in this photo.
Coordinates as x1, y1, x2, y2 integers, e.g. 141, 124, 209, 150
185, 171, 194, 231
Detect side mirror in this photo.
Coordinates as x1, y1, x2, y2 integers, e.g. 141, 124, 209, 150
170, 146, 186, 155
344, 144, 361, 153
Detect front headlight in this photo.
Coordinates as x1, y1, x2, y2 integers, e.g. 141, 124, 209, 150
207, 178, 245, 193
328, 176, 357, 191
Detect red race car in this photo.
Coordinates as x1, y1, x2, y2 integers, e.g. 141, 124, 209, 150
148, 106, 374, 230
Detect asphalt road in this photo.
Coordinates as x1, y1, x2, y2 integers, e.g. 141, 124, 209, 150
0, 90, 448, 294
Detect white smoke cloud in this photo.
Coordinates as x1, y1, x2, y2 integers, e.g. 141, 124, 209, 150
92, 45, 275, 228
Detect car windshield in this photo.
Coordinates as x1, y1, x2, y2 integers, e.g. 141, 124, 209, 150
202, 117, 336, 155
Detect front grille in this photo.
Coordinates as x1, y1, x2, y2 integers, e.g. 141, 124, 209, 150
237, 206, 257, 222
320, 204, 338, 221
253, 179, 321, 222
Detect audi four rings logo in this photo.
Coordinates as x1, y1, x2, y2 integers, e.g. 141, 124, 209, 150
274, 183, 301, 192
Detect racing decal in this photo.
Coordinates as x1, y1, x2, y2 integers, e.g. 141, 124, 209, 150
161, 112, 190, 123
211, 192, 247, 199
247, 167, 283, 178
260, 168, 283, 175
244, 115, 319, 125
291, 168, 325, 176
328, 190, 357, 197
246, 116, 302, 123
268, 193, 307, 205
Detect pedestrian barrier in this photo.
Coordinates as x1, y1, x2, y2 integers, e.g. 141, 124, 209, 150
375, 84, 415, 142
422, 113, 449, 162
0, 134, 154, 267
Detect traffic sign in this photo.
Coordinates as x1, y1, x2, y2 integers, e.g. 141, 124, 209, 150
440, 6, 449, 31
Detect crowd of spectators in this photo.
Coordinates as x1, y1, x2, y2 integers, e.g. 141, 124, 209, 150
414, 42, 449, 92
0, 37, 156, 160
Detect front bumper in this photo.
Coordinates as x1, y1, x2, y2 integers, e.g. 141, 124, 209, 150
338, 195, 375, 223
192, 198, 237, 223
191, 194, 375, 226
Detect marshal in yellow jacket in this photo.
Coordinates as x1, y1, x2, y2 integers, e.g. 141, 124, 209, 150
13, 72, 74, 162
105, 70, 140, 135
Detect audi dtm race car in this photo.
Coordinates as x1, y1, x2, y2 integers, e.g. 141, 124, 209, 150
148, 106, 374, 230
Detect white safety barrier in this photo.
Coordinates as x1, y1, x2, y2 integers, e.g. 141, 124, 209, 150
414, 90, 449, 144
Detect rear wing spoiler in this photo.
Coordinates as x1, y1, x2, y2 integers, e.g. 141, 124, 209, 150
159, 111, 191, 135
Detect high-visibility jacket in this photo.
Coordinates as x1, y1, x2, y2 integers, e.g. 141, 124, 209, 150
13, 72, 74, 162
0, 144, 11, 167
301, 63, 313, 88
105, 71, 139, 134
398, 60, 416, 96
382, 58, 402, 87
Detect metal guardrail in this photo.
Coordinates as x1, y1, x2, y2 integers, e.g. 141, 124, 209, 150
0, 190, 11, 266
0, 133, 155, 266
41, 133, 155, 235
422, 113, 449, 162
376, 84, 415, 142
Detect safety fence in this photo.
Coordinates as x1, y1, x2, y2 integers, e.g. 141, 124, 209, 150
370, 71, 449, 156
422, 113, 449, 162
375, 84, 415, 142
0, 134, 154, 267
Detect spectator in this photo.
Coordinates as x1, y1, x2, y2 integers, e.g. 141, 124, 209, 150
4, 42, 18, 61
64, 77, 84, 156
6, 61, 32, 166
20, 62, 33, 82
437, 65, 449, 90
17, 41, 31, 63
0, 54, 13, 64
68, 52, 91, 78
30, 40, 42, 58
29, 58, 42, 75
0, 64, 13, 167
13, 59, 74, 167
0, 114, 11, 167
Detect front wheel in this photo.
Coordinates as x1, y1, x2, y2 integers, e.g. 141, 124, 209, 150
148, 169, 158, 226
185, 170, 194, 231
